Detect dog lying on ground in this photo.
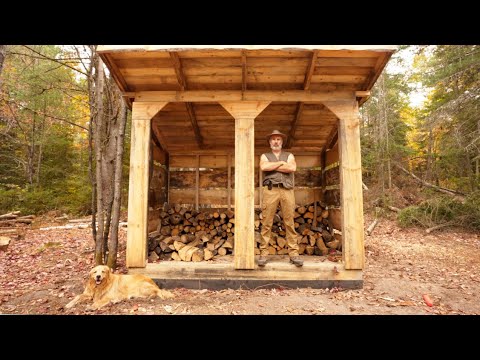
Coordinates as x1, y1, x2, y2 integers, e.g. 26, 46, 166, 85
65, 265, 174, 310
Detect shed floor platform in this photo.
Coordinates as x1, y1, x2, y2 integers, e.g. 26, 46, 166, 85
129, 255, 363, 290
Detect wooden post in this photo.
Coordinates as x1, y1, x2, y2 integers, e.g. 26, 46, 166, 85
196, 155, 200, 210
321, 148, 326, 200
324, 99, 365, 270
127, 102, 167, 268
165, 153, 170, 204
220, 101, 270, 269
258, 158, 263, 208
227, 153, 231, 210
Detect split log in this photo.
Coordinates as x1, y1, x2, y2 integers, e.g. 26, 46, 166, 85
305, 245, 315, 255
387, 206, 401, 213
217, 247, 227, 256
173, 241, 186, 252
204, 248, 215, 260
0, 236, 10, 251
178, 245, 200, 261
191, 249, 204, 262
326, 239, 341, 250
222, 237, 234, 249
366, 218, 379, 236
0, 211, 21, 219
316, 238, 329, 255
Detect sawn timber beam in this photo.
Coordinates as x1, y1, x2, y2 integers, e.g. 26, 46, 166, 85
123, 90, 363, 103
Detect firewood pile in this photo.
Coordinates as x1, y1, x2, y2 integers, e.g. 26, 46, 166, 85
148, 201, 341, 262
0, 211, 33, 250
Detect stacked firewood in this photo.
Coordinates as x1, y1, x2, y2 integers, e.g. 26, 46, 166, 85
148, 204, 235, 262
0, 211, 33, 250
256, 202, 341, 256
148, 201, 340, 262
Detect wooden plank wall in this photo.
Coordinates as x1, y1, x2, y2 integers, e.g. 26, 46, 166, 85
324, 141, 341, 230
166, 152, 322, 208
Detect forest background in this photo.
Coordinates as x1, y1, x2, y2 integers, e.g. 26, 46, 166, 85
0, 45, 479, 245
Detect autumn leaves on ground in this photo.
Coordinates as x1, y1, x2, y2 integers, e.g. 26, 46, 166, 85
1, 215, 479, 315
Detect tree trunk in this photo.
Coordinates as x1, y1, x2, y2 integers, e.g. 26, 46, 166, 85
425, 128, 433, 183
107, 96, 127, 269
94, 55, 106, 265
35, 99, 47, 185
394, 162, 465, 200
381, 74, 391, 190
87, 49, 98, 243
0, 45, 7, 86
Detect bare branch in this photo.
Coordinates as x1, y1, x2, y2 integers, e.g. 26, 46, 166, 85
22, 45, 88, 77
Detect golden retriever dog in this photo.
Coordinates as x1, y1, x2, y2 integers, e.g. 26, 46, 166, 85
65, 265, 173, 310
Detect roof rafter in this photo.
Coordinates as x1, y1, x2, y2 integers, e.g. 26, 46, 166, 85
241, 50, 247, 92
169, 51, 204, 148
286, 103, 304, 149
151, 124, 166, 153
287, 51, 318, 148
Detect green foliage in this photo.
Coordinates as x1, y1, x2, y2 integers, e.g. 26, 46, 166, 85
0, 182, 91, 215
409, 45, 480, 193
360, 47, 414, 184
0, 45, 94, 215
398, 192, 480, 230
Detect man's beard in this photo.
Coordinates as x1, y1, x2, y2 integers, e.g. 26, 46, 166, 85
271, 144, 282, 150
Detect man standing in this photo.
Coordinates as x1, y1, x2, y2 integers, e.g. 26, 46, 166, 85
258, 130, 303, 267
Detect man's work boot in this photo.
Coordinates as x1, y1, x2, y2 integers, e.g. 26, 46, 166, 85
290, 256, 303, 267
258, 256, 268, 267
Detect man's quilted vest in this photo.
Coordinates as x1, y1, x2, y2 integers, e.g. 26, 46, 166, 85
262, 151, 294, 189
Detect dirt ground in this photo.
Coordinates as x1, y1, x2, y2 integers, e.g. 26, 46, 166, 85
1, 215, 479, 315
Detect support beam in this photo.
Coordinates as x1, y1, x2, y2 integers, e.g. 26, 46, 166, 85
320, 147, 327, 198
185, 103, 204, 148
355, 90, 371, 104
102, 53, 129, 92
130, 90, 356, 103
127, 102, 167, 268
220, 101, 270, 269
227, 153, 231, 210
169, 52, 187, 89
151, 125, 165, 153
151, 125, 169, 153
286, 103, 304, 149
195, 155, 200, 210
258, 158, 263, 208
165, 153, 170, 205
324, 126, 338, 152
323, 99, 364, 270
303, 50, 318, 90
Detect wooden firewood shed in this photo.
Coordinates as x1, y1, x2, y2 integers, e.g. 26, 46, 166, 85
98, 45, 396, 289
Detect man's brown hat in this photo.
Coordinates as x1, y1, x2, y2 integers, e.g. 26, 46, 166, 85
266, 129, 287, 144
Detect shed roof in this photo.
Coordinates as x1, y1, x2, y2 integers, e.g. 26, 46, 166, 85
98, 45, 396, 152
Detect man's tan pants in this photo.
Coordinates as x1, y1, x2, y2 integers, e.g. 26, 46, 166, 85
259, 186, 299, 257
